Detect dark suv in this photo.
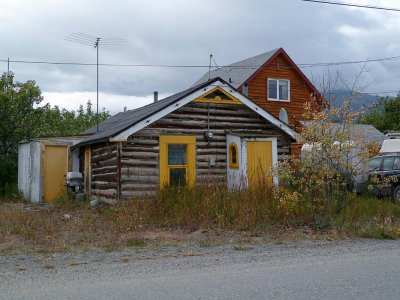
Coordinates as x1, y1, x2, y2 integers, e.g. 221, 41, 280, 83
368, 154, 400, 203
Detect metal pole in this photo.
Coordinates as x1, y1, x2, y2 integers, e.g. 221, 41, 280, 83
208, 54, 212, 80
96, 38, 100, 132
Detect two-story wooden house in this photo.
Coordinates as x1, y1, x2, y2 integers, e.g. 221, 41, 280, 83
194, 48, 324, 127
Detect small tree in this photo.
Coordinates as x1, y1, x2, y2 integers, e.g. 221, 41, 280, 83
0, 72, 43, 196
274, 96, 377, 226
358, 94, 400, 131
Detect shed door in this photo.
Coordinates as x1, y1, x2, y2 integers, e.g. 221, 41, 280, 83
246, 141, 272, 188
44, 145, 68, 202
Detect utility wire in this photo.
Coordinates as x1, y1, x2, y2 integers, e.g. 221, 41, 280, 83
302, 0, 400, 12
2, 54, 400, 69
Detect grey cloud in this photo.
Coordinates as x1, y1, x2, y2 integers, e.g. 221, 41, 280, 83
1, 0, 399, 111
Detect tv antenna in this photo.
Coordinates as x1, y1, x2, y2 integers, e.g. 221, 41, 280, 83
65, 32, 125, 132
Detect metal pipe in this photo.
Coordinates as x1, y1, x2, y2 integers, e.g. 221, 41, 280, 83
96, 38, 100, 133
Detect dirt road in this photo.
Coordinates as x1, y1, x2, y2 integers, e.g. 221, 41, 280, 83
1, 239, 399, 299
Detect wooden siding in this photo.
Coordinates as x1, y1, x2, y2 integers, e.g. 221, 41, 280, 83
243, 53, 316, 126
115, 101, 291, 199
290, 142, 303, 160
90, 142, 119, 199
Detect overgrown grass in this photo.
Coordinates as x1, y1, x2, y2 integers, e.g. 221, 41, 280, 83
332, 196, 400, 239
136, 185, 304, 230
0, 183, 23, 203
0, 186, 399, 254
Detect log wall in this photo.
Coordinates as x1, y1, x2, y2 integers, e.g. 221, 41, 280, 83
117, 101, 292, 199
90, 142, 119, 199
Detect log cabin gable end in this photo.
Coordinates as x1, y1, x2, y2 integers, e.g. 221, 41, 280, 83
193, 86, 242, 105
109, 80, 297, 142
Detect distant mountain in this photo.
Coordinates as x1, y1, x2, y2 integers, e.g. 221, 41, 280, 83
323, 90, 383, 111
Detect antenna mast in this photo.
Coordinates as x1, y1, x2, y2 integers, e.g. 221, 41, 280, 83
65, 33, 125, 132
208, 54, 212, 80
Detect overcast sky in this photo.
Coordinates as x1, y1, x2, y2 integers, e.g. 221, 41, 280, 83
1, 0, 400, 114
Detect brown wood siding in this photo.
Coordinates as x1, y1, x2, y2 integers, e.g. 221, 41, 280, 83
118, 101, 291, 199
290, 142, 303, 160
246, 53, 315, 126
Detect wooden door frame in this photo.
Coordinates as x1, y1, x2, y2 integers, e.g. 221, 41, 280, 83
84, 145, 92, 196
242, 137, 278, 187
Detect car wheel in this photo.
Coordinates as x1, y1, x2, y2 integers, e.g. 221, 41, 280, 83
393, 186, 400, 204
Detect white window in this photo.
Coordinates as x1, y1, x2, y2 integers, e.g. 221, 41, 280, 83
268, 79, 290, 101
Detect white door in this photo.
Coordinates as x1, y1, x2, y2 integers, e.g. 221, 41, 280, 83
226, 135, 244, 190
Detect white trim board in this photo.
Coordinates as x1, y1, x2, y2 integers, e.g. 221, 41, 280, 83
110, 80, 297, 142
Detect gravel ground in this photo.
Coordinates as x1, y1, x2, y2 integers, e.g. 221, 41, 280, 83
1, 238, 399, 299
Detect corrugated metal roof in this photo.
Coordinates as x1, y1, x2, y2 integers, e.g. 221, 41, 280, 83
301, 122, 385, 144
193, 49, 280, 88
75, 79, 218, 147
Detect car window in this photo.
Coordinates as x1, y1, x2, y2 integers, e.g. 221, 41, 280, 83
393, 157, 400, 170
383, 157, 395, 171
368, 157, 382, 171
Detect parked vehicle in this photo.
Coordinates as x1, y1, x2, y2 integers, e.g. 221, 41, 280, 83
368, 154, 400, 203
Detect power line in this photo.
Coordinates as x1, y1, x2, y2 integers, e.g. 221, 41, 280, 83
298, 55, 400, 68
302, 0, 400, 12
0, 59, 208, 68
2, 54, 400, 69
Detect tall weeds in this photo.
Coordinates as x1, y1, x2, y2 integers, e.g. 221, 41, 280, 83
133, 184, 311, 230
1, 185, 399, 254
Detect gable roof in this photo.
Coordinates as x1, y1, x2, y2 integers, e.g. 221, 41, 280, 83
194, 48, 322, 99
74, 77, 297, 148
77, 80, 211, 146
194, 49, 280, 89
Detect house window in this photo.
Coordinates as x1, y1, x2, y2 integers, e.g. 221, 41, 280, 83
268, 79, 290, 101
160, 136, 196, 188
168, 144, 187, 186
229, 142, 239, 169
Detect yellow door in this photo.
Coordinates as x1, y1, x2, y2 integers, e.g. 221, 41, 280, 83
44, 145, 68, 202
84, 146, 91, 196
247, 141, 272, 188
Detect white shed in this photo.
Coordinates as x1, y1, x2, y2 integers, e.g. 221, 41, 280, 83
18, 137, 83, 203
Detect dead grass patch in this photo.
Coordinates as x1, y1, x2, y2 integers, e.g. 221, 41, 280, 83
42, 262, 55, 269
1, 187, 399, 255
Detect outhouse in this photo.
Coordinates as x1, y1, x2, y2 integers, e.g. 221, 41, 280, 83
18, 137, 83, 203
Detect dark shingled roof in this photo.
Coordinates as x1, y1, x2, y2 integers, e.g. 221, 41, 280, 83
193, 49, 280, 88
75, 78, 220, 147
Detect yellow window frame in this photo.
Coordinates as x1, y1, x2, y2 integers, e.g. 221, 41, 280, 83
159, 136, 196, 188
229, 142, 239, 169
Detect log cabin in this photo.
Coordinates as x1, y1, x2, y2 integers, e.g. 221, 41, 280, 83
73, 77, 297, 201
